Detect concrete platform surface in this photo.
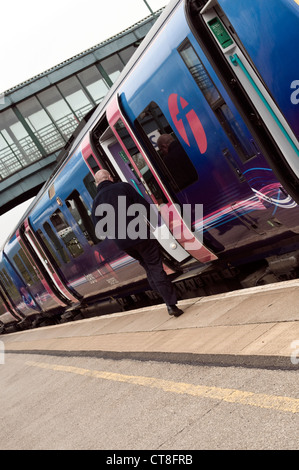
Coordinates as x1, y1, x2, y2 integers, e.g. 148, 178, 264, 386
2, 280, 299, 369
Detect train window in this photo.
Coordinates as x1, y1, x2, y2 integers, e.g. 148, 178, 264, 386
0, 289, 9, 315
50, 210, 84, 259
19, 248, 39, 282
114, 119, 167, 204
37, 227, 63, 266
179, 40, 221, 107
13, 254, 32, 285
214, 104, 256, 160
178, 39, 256, 162
86, 155, 100, 175
0, 269, 19, 301
135, 102, 198, 193
65, 190, 98, 245
83, 172, 97, 199
91, 116, 122, 181
48, 185, 55, 199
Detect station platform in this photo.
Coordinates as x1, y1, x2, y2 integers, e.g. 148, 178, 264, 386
2, 280, 299, 369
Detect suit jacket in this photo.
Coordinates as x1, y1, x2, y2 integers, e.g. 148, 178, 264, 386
92, 180, 153, 250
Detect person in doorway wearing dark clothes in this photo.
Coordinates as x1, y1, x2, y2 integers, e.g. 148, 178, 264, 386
157, 134, 197, 191
92, 169, 183, 317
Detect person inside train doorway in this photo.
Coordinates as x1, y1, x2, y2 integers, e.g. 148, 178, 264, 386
157, 134, 197, 191
92, 169, 183, 317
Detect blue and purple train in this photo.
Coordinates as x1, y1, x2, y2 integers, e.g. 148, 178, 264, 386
1, 0, 299, 333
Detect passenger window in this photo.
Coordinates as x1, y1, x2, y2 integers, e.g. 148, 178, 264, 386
0, 289, 9, 314
114, 119, 167, 204
0, 269, 19, 301
13, 254, 32, 285
179, 40, 221, 107
37, 227, 64, 266
178, 39, 256, 162
19, 248, 39, 282
65, 190, 98, 245
84, 172, 97, 199
50, 210, 84, 259
86, 155, 100, 175
135, 102, 198, 192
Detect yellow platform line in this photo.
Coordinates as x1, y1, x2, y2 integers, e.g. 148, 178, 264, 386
26, 360, 299, 414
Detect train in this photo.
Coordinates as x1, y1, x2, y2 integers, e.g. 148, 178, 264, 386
1, 0, 299, 333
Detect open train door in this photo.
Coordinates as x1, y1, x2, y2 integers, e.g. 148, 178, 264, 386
186, 0, 299, 204
106, 94, 218, 265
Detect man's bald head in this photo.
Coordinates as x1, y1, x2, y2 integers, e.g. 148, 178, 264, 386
94, 169, 113, 186
157, 134, 175, 155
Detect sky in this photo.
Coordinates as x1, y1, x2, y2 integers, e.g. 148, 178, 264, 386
0, 0, 168, 93
0, 0, 168, 247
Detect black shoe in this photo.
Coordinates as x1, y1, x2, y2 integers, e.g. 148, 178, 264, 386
167, 305, 184, 317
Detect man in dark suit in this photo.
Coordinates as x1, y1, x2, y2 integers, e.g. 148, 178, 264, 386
92, 169, 183, 317
157, 134, 197, 191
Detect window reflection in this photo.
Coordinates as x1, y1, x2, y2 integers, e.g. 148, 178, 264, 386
136, 102, 198, 193
50, 209, 84, 259
0, 268, 19, 301
65, 190, 98, 245
179, 39, 256, 162
13, 253, 32, 285
38, 226, 64, 266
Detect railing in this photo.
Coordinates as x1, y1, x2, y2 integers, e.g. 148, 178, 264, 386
0, 105, 93, 181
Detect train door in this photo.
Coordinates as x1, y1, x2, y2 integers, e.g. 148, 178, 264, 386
22, 218, 80, 305
100, 131, 150, 202
0, 279, 23, 325
186, 0, 299, 202
106, 94, 217, 264
0, 250, 40, 320
16, 227, 69, 310
90, 114, 193, 266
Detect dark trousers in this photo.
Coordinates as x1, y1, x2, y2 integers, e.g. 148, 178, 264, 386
125, 239, 177, 306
